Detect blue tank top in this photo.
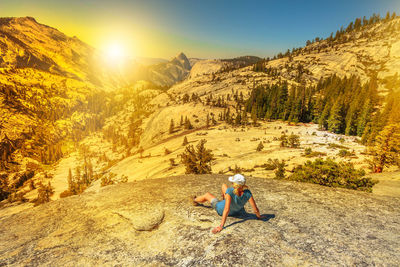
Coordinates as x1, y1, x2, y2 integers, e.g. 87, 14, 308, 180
215, 187, 252, 216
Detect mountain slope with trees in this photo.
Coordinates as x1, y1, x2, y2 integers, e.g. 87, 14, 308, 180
1, 13, 400, 211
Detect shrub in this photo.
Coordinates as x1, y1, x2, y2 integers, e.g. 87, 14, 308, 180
164, 148, 172, 155
328, 143, 349, 150
280, 133, 288, 147
232, 164, 242, 173
288, 134, 300, 148
26, 162, 41, 172
7, 191, 28, 203
256, 158, 281, 170
180, 139, 214, 174
304, 148, 312, 155
169, 158, 176, 167
101, 172, 117, 187
119, 175, 128, 183
274, 160, 286, 179
60, 190, 74, 198
29, 179, 35, 190
304, 150, 327, 158
338, 149, 354, 157
138, 147, 144, 158
303, 148, 327, 158
100, 173, 127, 187
33, 182, 54, 206
280, 133, 300, 148
289, 158, 377, 192
241, 167, 255, 172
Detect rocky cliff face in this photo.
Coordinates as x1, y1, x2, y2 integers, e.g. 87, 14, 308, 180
145, 52, 192, 86
1, 174, 399, 266
0, 17, 118, 88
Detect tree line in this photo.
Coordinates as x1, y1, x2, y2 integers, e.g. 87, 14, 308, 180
244, 74, 399, 145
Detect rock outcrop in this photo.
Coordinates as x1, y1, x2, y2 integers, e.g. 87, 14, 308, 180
146, 52, 192, 86
0, 174, 399, 266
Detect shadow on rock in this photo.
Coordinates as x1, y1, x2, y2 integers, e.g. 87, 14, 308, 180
224, 213, 275, 229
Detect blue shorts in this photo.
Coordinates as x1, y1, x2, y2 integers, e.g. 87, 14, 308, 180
211, 198, 219, 210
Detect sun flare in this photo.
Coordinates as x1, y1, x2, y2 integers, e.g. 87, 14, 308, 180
105, 43, 125, 63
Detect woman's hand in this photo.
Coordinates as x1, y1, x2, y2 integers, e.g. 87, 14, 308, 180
249, 196, 265, 220
212, 225, 223, 234
256, 214, 267, 220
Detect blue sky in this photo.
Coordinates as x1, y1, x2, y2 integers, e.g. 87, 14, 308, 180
1, 0, 400, 58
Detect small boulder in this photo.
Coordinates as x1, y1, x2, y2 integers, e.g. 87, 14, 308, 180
116, 209, 165, 231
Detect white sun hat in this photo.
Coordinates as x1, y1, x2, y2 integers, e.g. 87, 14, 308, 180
228, 174, 246, 185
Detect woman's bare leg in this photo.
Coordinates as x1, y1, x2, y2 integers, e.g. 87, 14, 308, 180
221, 183, 228, 200
194, 192, 216, 204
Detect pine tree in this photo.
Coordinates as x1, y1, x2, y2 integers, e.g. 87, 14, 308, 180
68, 168, 73, 186
182, 136, 189, 146
361, 122, 373, 145
264, 109, 273, 121
328, 98, 343, 133
369, 123, 400, 172
234, 112, 241, 125
318, 104, 330, 130
278, 83, 289, 119
184, 118, 193, 130
357, 99, 372, 136
138, 146, 144, 158
385, 11, 391, 21
180, 139, 214, 174
345, 100, 359, 135
240, 110, 247, 125
211, 114, 217, 125
251, 106, 257, 126
169, 119, 174, 134
256, 141, 264, 151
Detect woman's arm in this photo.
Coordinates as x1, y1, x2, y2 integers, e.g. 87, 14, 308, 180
248, 196, 265, 219
212, 194, 231, 234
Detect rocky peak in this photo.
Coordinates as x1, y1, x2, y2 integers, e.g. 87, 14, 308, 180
171, 52, 191, 70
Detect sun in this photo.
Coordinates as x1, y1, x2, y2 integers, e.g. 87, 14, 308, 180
105, 43, 125, 64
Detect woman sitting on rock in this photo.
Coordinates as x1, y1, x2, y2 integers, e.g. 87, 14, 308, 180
190, 174, 265, 234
